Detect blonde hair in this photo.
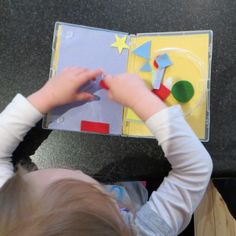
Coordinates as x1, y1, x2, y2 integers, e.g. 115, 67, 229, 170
0, 169, 134, 236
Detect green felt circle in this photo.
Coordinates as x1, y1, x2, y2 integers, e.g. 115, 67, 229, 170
171, 80, 194, 103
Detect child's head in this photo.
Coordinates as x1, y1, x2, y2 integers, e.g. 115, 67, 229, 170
0, 168, 134, 236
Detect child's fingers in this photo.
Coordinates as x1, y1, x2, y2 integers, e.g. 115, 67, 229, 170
77, 69, 103, 85
73, 67, 88, 75
103, 74, 113, 88
108, 91, 114, 100
62, 67, 87, 74
76, 92, 94, 101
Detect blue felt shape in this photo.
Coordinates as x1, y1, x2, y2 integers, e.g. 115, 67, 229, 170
140, 61, 151, 72
156, 53, 172, 69
133, 41, 151, 59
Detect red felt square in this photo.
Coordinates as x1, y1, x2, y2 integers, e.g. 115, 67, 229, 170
153, 59, 159, 69
80, 120, 110, 134
152, 84, 170, 101
99, 80, 109, 90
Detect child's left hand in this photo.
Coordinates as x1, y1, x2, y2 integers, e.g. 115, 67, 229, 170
28, 67, 103, 114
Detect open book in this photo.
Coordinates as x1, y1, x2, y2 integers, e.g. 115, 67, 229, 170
43, 22, 212, 142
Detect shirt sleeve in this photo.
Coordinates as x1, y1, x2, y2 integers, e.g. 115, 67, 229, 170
0, 94, 43, 187
135, 105, 213, 235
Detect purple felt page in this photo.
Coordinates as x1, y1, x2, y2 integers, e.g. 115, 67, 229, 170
46, 23, 129, 135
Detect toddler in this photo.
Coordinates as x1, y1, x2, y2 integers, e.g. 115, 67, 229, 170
0, 67, 212, 236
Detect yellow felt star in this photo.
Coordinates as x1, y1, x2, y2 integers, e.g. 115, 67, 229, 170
111, 35, 129, 54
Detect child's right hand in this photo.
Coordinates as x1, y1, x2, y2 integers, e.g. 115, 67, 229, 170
104, 74, 151, 108
104, 73, 167, 121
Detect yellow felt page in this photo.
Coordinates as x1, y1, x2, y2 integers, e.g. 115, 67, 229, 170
52, 25, 62, 74
44, 24, 62, 128
123, 33, 209, 140
124, 121, 152, 137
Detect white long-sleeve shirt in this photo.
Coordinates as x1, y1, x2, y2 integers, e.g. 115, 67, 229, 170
0, 94, 212, 235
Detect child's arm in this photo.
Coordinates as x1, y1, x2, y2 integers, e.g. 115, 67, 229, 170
104, 74, 213, 235
0, 67, 102, 187
0, 94, 43, 187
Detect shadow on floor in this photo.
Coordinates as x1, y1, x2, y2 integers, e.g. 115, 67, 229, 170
12, 120, 51, 171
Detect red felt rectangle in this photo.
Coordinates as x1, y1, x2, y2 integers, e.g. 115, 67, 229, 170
99, 80, 109, 90
152, 84, 170, 101
80, 120, 110, 134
